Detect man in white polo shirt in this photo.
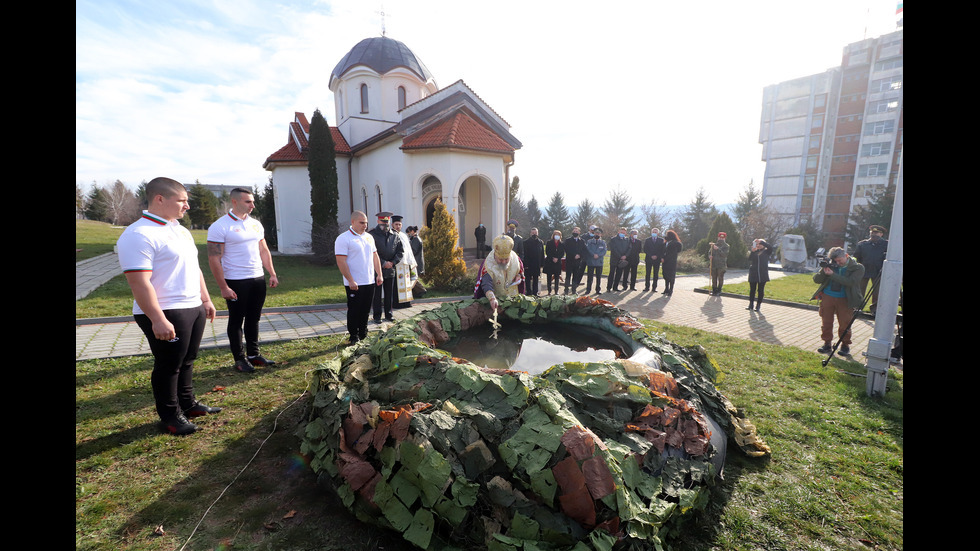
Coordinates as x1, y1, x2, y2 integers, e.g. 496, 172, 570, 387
207, 187, 279, 373
117, 177, 218, 436
335, 210, 384, 345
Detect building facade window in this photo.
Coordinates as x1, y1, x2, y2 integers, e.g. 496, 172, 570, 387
360, 83, 369, 113
868, 99, 899, 114
861, 142, 892, 157
811, 114, 824, 129
864, 120, 895, 135
870, 76, 902, 93
397, 86, 406, 110
858, 163, 889, 177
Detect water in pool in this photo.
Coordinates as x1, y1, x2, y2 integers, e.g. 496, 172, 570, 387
439, 321, 627, 375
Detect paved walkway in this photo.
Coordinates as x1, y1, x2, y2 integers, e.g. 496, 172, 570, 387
76, 253, 888, 365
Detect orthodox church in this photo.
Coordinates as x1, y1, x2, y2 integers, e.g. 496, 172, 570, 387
263, 36, 522, 255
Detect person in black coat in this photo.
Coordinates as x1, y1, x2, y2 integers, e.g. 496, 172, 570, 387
661, 230, 682, 296
747, 238, 774, 311
523, 228, 545, 296
643, 228, 667, 292
544, 230, 565, 294
407, 226, 424, 275
623, 229, 643, 291
474, 223, 487, 257
563, 227, 587, 294
368, 212, 403, 323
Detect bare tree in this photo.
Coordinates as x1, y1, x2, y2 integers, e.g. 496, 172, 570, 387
104, 180, 141, 225
742, 204, 789, 247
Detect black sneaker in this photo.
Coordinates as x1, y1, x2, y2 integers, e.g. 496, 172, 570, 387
160, 414, 199, 436
817, 343, 833, 354
234, 358, 255, 373
838, 345, 851, 356
183, 402, 222, 418
248, 354, 276, 367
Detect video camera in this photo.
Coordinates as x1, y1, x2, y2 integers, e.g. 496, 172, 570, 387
819, 259, 835, 269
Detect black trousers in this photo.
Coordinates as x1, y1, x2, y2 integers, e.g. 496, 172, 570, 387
545, 272, 561, 293
564, 261, 583, 293
224, 277, 266, 360
135, 305, 207, 421
373, 276, 395, 320
644, 258, 662, 289
748, 281, 766, 306
585, 266, 603, 293
526, 271, 540, 295
347, 284, 376, 342
608, 263, 626, 290
622, 262, 639, 289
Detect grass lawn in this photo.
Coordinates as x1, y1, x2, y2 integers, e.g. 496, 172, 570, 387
75, 322, 903, 551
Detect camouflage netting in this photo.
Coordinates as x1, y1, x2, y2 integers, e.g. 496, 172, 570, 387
299, 294, 770, 550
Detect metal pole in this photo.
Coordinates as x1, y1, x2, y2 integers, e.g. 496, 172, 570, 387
866, 150, 903, 396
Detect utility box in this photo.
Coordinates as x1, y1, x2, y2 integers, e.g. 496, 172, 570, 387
780, 234, 808, 272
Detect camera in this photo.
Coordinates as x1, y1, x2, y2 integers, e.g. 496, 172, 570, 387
819, 260, 834, 268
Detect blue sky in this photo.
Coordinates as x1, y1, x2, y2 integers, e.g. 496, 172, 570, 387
76, 0, 902, 208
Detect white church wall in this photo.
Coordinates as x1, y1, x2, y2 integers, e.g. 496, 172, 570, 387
272, 164, 314, 255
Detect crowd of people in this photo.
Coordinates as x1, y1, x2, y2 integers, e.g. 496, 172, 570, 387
114, 178, 888, 437
484, 220, 687, 299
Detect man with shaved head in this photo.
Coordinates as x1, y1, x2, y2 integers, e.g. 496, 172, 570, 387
117, 177, 218, 436
335, 211, 384, 345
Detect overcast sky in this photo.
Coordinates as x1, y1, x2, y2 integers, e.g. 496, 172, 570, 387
76, 0, 902, 209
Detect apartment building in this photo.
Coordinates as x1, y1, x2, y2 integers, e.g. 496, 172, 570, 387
758, 27, 903, 247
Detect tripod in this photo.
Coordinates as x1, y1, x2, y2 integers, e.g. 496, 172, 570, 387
821, 274, 879, 367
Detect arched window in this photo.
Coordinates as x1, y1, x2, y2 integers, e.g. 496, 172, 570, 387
375, 184, 383, 212
337, 90, 344, 119
397, 86, 406, 110
361, 188, 368, 212
360, 83, 369, 114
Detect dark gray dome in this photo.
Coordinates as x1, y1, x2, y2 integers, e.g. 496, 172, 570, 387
331, 36, 434, 82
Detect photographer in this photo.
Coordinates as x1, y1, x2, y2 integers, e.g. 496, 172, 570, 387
812, 247, 865, 356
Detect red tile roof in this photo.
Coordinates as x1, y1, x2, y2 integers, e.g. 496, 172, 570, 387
263, 113, 350, 168
401, 110, 514, 154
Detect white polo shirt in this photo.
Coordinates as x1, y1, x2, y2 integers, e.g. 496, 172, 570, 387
334, 227, 377, 286
206, 211, 265, 280
117, 211, 203, 315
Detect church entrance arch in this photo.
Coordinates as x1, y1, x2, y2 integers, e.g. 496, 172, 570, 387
421, 175, 442, 229
457, 174, 495, 250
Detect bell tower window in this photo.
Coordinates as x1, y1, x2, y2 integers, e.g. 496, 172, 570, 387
360, 83, 369, 114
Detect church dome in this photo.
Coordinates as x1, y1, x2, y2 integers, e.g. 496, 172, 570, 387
331, 36, 434, 83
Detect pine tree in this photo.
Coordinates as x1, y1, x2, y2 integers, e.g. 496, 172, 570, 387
256, 177, 278, 251
733, 179, 761, 236
702, 212, 748, 268
421, 199, 467, 289
526, 195, 543, 230
308, 108, 339, 264
84, 183, 109, 222
600, 187, 639, 231
543, 191, 572, 236
573, 197, 599, 232
845, 184, 894, 248
188, 181, 218, 229
682, 187, 719, 244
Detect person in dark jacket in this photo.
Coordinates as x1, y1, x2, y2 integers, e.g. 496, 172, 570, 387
623, 229, 643, 291
544, 230, 565, 294
474, 222, 487, 257
746, 238, 774, 311
407, 226, 424, 275
853, 225, 887, 314
523, 227, 545, 296
606, 228, 630, 292
585, 228, 607, 294
505, 220, 525, 262
643, 228, 666, 292
563, 227, 587, 294
661, 230, 682, 296
368, 212, 403, 323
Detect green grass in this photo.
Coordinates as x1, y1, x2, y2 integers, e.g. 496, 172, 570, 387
75, 324, 903, 551
76, 220, 466, 319
722, 272, 821, 306
76, 220, 126, 261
